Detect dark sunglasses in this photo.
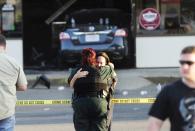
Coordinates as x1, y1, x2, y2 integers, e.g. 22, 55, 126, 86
179, 60, 195, 66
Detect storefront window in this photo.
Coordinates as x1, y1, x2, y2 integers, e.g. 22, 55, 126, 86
0, 0, 22, 38
136, 0, 195, 36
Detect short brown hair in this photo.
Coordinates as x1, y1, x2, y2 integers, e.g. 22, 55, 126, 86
97, 52, 110, 64
0, 34, 6, 46
181, 46, 195, 54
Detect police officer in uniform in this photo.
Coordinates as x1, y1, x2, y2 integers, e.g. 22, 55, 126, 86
96, 52, 117, 131
68, 48, 116, 131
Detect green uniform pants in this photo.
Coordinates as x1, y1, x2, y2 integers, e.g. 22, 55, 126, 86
72, 97, 108, 131
107, 103, 114, 131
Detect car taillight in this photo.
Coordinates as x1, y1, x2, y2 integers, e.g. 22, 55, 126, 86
59, 32, 70, 40
115, 29, 127, 37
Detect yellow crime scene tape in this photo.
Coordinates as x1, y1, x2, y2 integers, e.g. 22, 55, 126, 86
111, 98, 155, 104
16, 98, 156, 106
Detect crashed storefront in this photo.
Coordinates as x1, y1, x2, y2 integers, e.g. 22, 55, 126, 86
22, 0, 133, 68
24, 0, 133, 68
0, 0, 194, 68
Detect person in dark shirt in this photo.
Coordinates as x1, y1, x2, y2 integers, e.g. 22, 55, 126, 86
68, 48, 116, 131
147, 45, 195, 131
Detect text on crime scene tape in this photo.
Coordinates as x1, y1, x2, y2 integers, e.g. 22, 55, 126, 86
16, 98, 156, 106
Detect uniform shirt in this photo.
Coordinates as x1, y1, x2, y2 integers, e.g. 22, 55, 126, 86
68, 65, 116, 95
149, 79, 195, 131
0, 51, 27, 120
101, 65, 117, 90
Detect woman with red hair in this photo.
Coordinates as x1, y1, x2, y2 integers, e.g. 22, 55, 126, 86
68, 48, 116, 131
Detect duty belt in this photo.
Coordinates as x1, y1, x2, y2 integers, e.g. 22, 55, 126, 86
73, 91, 107, 99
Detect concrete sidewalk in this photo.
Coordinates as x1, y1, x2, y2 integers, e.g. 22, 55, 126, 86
25, 67, 180, 90
15, 120, 170, 131
25, 68, 180, 80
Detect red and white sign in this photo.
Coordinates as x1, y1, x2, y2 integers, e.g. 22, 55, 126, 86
139, 8, 161, 30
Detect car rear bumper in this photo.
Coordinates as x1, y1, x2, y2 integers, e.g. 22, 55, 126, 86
60, 46, 127, 64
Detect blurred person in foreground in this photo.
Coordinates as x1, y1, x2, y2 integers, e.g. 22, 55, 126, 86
0, 34, 27, 131
68, 48, 116, 131
96, 52, 117, 131
147, 45, 195, 131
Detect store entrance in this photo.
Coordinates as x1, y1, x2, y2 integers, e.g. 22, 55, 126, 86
23, 0, 135, 69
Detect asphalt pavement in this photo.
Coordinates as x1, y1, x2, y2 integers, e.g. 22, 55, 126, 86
15, 67, 180, 131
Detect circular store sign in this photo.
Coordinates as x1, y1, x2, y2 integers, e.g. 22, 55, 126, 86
139, 8, 160, 30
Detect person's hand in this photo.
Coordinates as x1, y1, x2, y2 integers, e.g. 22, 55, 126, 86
69, 68, 88, 88
75, 68, 89, 79
108, 62, 114, 69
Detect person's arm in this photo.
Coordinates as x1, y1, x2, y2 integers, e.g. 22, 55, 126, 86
17, 84, 27, 91
108, 62, 114, 69
110, 65, 117, 90
112, 78, 117, 89
147, 116, 164, 131
16, 67, 28, 91
69, 68, 88, 88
